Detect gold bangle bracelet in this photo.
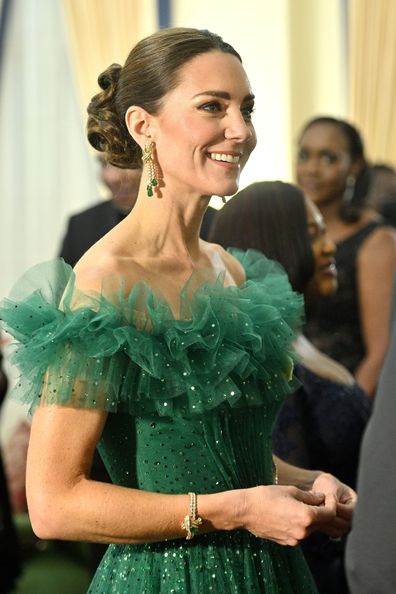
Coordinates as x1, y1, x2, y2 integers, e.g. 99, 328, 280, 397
181, 492, 203, 540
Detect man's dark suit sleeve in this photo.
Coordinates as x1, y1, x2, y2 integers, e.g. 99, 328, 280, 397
346, 281, 396, 593
59, 215, 80, 268
58, 201, 118, 268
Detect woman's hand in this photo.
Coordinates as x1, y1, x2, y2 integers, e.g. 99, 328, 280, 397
310, 472, 357, 539
239, 484, 336, 546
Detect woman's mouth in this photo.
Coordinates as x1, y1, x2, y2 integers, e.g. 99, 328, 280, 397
301, 180, 321, 193
320, 262, 337, 276
209, 152, 241, 165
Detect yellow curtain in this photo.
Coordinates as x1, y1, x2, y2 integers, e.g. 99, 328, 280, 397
349, 0, 396, 166
62, 0, 157, 117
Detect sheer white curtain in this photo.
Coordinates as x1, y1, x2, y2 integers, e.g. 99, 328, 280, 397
0, 0, 98, 301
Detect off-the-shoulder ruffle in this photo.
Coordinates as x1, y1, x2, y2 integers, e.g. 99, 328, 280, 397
0, 250, 303, 417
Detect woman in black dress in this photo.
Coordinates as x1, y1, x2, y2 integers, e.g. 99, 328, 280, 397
296, 117, 396, 396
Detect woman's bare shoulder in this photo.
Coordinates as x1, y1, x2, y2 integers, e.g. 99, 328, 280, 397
201, 241, 246, 287
359, 225, 396, 262
73, 247, 142, 294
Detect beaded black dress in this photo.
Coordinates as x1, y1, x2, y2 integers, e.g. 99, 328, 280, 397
0, 249, 318, 593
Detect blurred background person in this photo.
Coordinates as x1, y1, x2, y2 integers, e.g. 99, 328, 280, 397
296, 116, 396, 396
59, 157, 142, 268
366, 163, 396, 228
209, 180, 370, 594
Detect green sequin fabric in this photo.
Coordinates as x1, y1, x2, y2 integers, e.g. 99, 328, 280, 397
0, 249, 318, 593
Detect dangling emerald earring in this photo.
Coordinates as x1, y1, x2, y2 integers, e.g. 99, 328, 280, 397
142, 141, 158, 197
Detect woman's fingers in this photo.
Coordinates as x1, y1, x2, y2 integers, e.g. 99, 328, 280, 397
244, 485, 338, 546
336, 501, 355, 521
294, 489, 326, 506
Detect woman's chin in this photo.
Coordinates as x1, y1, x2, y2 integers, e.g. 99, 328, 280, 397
306, 278, 338, 301
318, 279, 338, 297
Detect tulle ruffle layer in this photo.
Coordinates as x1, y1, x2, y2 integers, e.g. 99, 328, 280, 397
0, 249, 303, 417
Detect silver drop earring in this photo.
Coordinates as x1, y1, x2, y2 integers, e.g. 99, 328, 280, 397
343, 175, 356, 204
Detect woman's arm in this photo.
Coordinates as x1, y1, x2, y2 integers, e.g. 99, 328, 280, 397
26, 405, 232, 544
274, 455, 321, 489
355, 227, 396, 396
27, 405, 334, 547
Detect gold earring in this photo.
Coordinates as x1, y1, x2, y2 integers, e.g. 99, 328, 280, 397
142, 141, 158, 197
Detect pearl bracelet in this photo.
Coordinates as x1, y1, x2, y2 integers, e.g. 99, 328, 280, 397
273, 458, 279, 485
181, 492, 203, 540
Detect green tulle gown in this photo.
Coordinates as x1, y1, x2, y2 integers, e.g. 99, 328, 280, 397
0, 249, 318, 593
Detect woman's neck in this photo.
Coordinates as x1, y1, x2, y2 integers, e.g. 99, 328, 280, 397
120, 187, 211, 263
316, 197, 342, 225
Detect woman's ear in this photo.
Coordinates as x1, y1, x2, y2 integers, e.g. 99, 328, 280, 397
125, 106, 153, 148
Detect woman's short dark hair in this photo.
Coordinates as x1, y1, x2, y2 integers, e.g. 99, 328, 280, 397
299, 116, 370, 223
209, 181, 315, 293
87, 27, 241, 169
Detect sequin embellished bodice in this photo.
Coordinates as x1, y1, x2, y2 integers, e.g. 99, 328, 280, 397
0, 249, 318, 593
100, 407, 276, 496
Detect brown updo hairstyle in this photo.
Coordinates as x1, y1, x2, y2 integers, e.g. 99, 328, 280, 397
87, 27, 241, 169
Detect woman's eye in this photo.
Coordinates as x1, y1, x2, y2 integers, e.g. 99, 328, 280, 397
309, 224, 326, 241
200, 101, 222, 113
308, 230, 318, 241
320, 153, 337, 165
241, 105, 255, 121
298, 149, 308, 162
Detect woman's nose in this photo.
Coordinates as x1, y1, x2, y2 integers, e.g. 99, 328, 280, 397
302, 156, 320, 175
322, 234, 336, 255
224, 110, 254, 143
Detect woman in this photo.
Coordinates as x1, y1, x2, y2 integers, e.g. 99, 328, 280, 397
0, 29, 355, 593
296, 116, 396, 396
209, 181, 370, 593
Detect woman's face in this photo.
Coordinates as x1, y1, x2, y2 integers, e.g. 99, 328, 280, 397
305, 197, 338, 298
149, 50, 257, 199
296, 123, 353, 207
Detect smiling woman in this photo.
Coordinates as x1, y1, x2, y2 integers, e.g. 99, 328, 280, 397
0, 29, 356, 594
